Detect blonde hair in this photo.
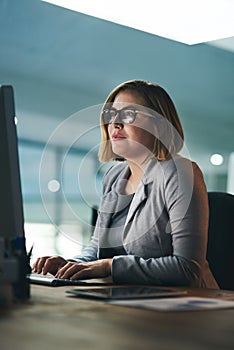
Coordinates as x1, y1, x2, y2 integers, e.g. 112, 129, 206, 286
99, 80, 184, 162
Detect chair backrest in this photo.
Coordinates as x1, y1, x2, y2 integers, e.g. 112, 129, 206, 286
207, 192, 234, 290
91, 205, 98, 232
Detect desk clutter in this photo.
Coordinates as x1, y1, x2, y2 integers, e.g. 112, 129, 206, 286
65, 286, 234, 311
109, 296, 234, 312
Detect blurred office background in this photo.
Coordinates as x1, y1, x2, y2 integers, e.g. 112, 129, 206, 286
0, 0, 234, 260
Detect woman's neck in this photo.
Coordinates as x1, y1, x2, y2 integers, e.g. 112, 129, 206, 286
125, 157, 151, 194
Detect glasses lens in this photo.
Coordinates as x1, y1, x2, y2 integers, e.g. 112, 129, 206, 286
120, 109, 136, 124
102, 109, 116, 124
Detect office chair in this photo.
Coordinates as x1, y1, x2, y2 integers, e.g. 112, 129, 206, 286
91, 205, 98, 232
207, 192, 234, 290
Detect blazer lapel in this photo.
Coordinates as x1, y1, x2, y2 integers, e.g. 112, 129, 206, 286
123, 158, 158, 228
123, 182, 147, 228
99, 158, 158, 231
99, 165, 130, 226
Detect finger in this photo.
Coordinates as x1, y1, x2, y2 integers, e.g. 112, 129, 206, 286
43, 257, 58, 275
70, 260, 111, 280
54, 262, 72, 277
32, 258, 40, 272
55, 262, 78, 279
34, 257, 48, 274
70, 268, 94, 280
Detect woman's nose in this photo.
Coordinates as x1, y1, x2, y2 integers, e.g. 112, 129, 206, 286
109, 113, 123, 128
112, 113, 122, 125
113, 120, 123, 129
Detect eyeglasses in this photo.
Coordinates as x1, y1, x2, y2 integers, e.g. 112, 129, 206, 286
102, 107, 154, 125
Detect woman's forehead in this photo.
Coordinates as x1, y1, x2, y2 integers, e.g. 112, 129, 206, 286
112, 90, 145, 108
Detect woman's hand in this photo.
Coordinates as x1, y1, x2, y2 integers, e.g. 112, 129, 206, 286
32, 256, 68, 276
55, 259, 112, 280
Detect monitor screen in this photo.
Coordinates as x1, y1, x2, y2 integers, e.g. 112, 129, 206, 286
0, 85, 25, 243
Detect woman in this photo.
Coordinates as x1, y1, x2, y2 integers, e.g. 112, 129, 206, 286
33, 80, 218, 288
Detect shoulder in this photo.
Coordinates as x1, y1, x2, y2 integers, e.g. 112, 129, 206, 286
158, 156, 206, 195
157, 156, 207, 210
159, 155, 203, 180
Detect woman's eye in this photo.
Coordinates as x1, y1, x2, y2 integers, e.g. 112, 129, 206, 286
109, 111, 116, 118
124, 110, 135, 117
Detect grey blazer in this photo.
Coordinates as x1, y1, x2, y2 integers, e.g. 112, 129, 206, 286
73, 156, 218, 288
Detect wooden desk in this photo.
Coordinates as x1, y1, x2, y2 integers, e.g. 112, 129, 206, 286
1, 285, 234, 350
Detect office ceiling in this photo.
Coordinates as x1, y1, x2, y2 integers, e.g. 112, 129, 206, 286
0, 0, 234, 175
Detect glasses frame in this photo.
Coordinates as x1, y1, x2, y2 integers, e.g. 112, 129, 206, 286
102, 106, 155, 125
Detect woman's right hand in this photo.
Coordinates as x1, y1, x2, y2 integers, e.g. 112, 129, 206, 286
32, 256, 68, 276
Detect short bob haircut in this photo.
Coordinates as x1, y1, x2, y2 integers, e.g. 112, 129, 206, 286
99, 80, 184, 162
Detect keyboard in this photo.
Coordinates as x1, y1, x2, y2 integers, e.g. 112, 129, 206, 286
27, 274, 93, 287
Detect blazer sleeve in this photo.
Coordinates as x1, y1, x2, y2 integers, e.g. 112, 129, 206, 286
111, 159, 211, 287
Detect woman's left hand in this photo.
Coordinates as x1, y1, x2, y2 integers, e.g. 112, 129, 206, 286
55, 259, 112, 280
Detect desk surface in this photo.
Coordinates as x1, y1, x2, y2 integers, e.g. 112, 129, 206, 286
1, 284, 234, 350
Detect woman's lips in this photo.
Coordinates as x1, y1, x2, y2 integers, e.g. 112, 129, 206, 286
111, 134, 126, 140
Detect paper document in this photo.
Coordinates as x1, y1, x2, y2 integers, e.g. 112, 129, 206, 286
109, 297, 234, 311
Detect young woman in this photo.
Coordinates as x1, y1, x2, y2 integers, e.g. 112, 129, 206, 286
33, 80, 218, 288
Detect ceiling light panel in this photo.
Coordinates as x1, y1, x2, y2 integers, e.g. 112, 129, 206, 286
42, 0, 234, 45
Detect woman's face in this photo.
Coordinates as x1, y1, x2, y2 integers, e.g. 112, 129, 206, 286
107, 90, 156, 163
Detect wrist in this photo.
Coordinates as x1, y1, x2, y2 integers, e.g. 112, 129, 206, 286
106, 258, 113, 276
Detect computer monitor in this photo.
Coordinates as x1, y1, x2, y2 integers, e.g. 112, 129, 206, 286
0, 85, 25, 240
0, 85, 29, 300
